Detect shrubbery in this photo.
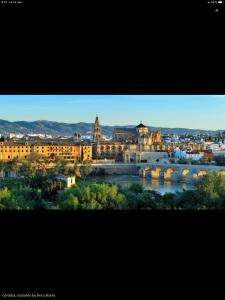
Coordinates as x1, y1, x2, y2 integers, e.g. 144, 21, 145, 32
1, 171, 225, 210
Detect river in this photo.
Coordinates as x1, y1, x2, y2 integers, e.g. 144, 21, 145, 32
90, 175, 194, 195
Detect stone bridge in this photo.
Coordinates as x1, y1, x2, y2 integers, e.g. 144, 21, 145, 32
137, 162, 225, 180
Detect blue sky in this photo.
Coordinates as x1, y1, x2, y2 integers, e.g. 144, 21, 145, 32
0, 95, 224, 130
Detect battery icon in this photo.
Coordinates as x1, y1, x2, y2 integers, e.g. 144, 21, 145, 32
218, 1, 223, 3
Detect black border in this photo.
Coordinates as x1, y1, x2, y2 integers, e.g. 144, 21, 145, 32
1, 0, 225, 297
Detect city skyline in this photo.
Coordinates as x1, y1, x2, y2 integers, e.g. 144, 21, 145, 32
0, 95, 225, 130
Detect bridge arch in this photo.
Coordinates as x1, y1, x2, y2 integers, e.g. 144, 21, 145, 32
151, 167, 161, 179
197, 170, 207, 177
218, 170, 225, 176
192, 170, 208, 179
181, 168, 190, 177
140, 166, 152, 177
163, 167, 174, 180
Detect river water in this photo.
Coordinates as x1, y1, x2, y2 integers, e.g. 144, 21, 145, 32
90, 175, 194, 195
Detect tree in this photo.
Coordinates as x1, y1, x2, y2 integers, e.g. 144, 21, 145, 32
129, 182, 144, 193
194, 171, 225, 208
80, 160, 92, 180
0, 187, 18, 209
55, 192, 79, 209
73, 160, 81, 177
19, 161, 36, 178
168, 190, 204, 210
49, 153, 57, 162
5, 157, 20, 175
28, 152, 42, 164
0, 161, 5, 173
11, 186, 43, 210
55, 182, 126, 210
136, 191, 164, 209
54, 159, 70, 176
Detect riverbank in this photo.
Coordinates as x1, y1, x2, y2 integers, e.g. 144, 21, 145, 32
89, 175, 194, 195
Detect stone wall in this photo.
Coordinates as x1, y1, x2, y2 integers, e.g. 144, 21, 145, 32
92, 164, 138, 175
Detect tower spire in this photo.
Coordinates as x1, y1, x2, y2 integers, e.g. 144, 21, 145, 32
93, 115, 101, 143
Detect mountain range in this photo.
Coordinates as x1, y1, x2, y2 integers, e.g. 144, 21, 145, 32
0, 119, 224, 137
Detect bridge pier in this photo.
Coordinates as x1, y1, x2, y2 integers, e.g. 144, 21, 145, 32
137, 162, 225, 181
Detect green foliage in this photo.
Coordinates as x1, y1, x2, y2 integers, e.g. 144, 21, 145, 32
194, 172, 225, 208
54, 159, 70, 176
26, 173, 64, 200
0, 187, 17, 210
80, 160, 92, 179
11, 186, 42, 210
123, 189, 165, 209
56, 192, 79, 209
129, 182, 144, 193
1, 167, 225, 210
54, 182, 125, 210
19, 161, 36, 177
168, 190, 204, 210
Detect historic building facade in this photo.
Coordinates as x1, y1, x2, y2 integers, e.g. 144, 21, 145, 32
0, 140, 92, 161
92, 116, 207, 162
92, 118, 164, 160
113, 122, 161, 145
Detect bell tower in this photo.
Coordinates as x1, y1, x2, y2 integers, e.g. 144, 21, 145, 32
93, 115, 101, 143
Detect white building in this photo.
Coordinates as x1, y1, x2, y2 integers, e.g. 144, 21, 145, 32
123, 150, 169, 164
56, 174, 76, 188
172, 148, 203, 161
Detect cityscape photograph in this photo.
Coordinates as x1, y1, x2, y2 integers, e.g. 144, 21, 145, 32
0, 95, 225, 210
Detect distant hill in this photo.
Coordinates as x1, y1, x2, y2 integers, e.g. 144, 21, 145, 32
0, 119, 223, 137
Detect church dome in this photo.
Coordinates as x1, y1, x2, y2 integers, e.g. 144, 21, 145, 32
136, 122, 146, 128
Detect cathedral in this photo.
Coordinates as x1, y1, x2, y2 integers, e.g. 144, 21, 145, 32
113, 122, 161, 145
92, 116, 162, 160
93, 116, 161, 145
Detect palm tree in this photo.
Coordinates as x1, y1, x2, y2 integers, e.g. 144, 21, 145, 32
5, 157, 20, 177
0, 160, 5, 178
73, 160, 81, 177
